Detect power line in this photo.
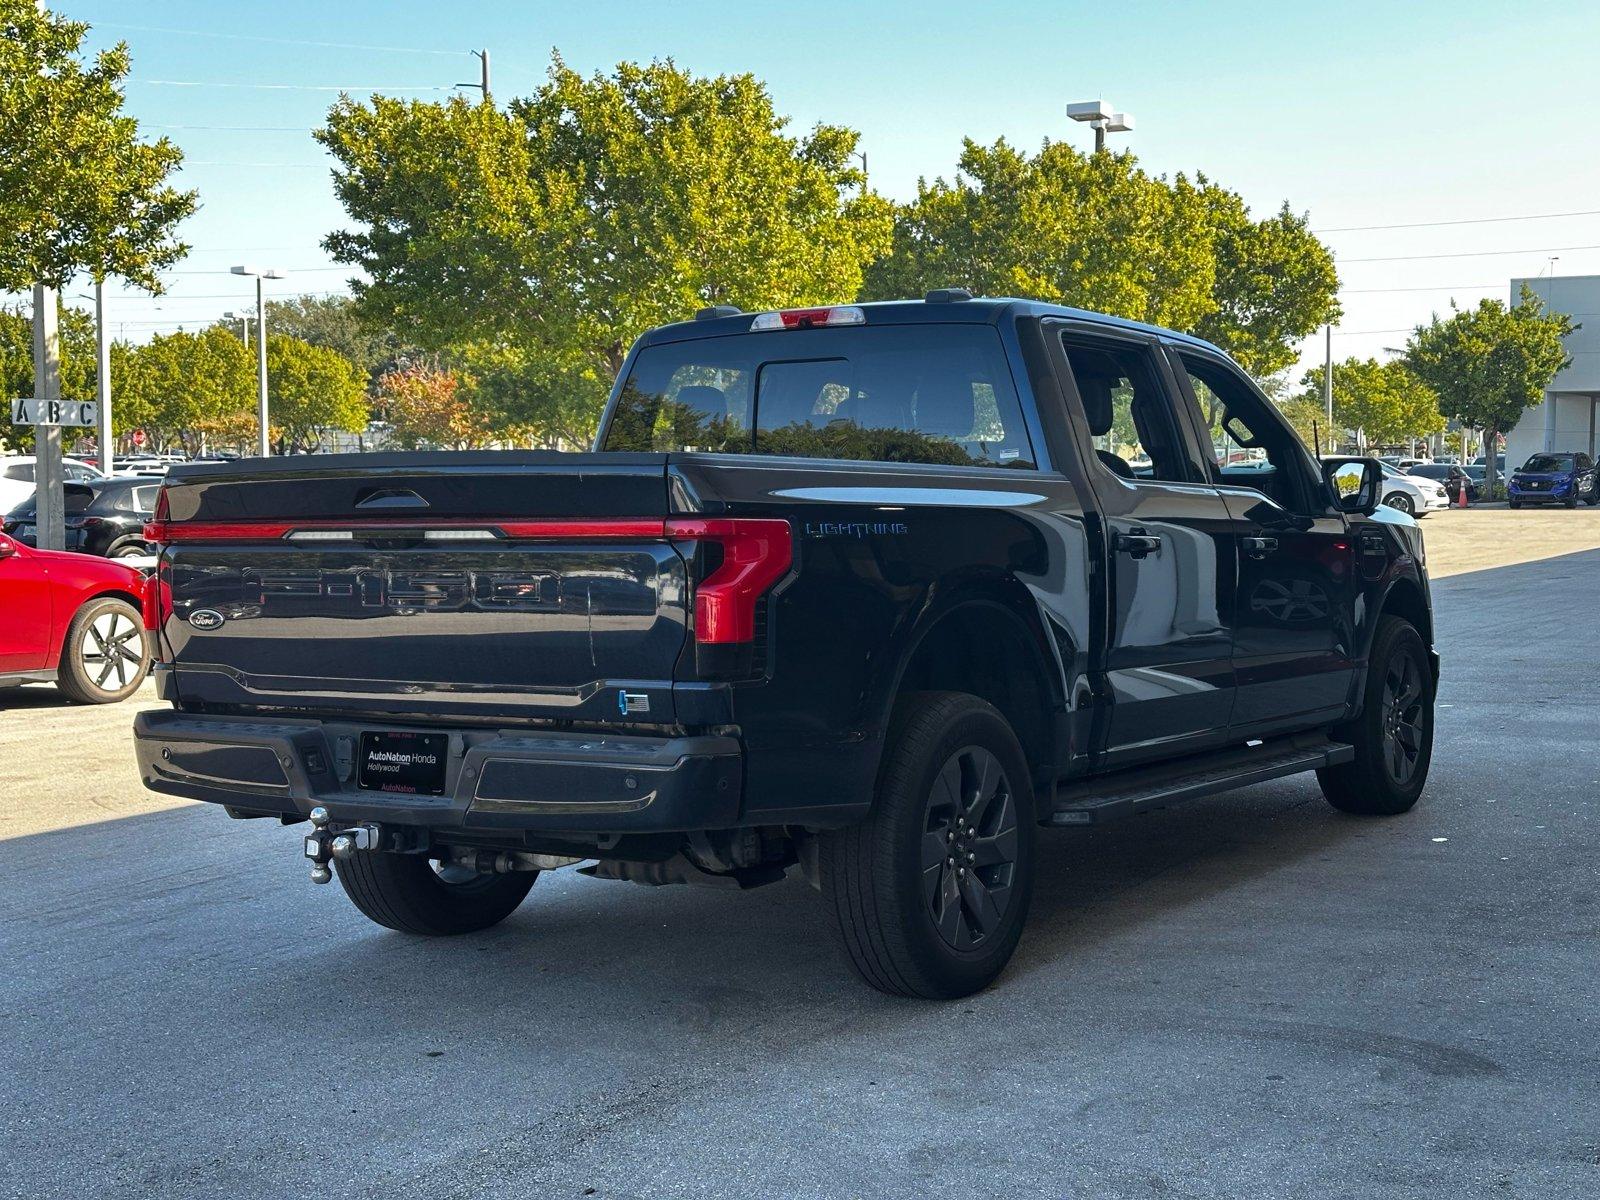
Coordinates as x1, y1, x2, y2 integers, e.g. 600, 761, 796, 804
162, 265, 354, 276
180, 161, 327, 169
1341, 243, 1600, 263
1317, 209, 1600, 234
151, 124, 312, 132
95, 23, 472, 58
1342, 283, 1506, 294
132, 79, 455, 92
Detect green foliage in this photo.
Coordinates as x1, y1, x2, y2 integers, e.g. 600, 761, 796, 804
316, 54, 894, 440
860, 140, 1338, 377
263, 294, 416, 393
113, 327, 254, 455
1405, 286, 1575, 487
1298, 357, 1443, 449
0, 1, 194, 291
1276, 396, 1333, 452
0, 302, 98, 451
264, 335, 369, 454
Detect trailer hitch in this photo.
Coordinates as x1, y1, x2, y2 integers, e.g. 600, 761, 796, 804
302, 807, 383, 884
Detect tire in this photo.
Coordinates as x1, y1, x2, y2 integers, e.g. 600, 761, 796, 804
1318, 616, 1434, 816
1508, 500, 1520, 510
56, 595, 149, 704
818, 692, 1037, 999
1383, 492, 1414, 515
108, 541, 146, 559
335, 852, 536, 935
1564, 496, 1578, 509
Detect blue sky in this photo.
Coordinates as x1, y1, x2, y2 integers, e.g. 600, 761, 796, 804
47, 0, 1600, 375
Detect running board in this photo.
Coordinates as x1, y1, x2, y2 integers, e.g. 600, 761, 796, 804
1048, 735, 1354, 826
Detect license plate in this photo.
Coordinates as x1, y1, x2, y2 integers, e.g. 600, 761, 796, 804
357, 731, 448, 795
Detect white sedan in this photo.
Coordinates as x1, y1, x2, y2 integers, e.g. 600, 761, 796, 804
1380, 462, 1451, 516
0, 456, 104, 514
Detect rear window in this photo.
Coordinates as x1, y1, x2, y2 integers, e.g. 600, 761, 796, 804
3, 462, 33, 482
1522, 454, 1575, 473
603, 324, 1035, 468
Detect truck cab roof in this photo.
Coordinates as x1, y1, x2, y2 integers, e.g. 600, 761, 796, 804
638, 296, 1227, 358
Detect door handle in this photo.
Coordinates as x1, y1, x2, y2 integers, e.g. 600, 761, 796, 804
1242, 535, 1278, 558
1113, 531, 1162, 559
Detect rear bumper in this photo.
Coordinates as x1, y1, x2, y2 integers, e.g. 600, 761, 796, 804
133, 709, 742, 834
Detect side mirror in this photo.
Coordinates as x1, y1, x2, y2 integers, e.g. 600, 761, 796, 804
0, 535, 14, 560
1322, 457, 1383, 515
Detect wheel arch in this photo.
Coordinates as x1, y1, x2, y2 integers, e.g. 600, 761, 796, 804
875, 587, 1067, 786
1377, 576, 1432, 650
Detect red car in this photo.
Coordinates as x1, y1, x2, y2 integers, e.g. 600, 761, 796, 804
0, 532, 151, 703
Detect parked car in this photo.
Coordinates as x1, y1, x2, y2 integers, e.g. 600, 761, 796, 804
1376, 462, 1450, 516
133, 295, 1437, 999
0, 532, 151, 703
1507, 452, 1599, 508
1407, 462, 1477, 503
0, 456, 103, 513
1460, 463, 1486, 484
3, 477, 161, 558
1471, 454, 1507, 475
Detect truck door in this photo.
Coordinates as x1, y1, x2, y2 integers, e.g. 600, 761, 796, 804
1046, 324, 1239, 770
1168, 349, 1357, 735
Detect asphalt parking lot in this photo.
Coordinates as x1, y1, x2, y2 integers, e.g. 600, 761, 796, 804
2, 506, 1597, 1199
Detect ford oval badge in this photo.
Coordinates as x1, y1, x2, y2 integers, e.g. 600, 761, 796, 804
188, 609, 226, 631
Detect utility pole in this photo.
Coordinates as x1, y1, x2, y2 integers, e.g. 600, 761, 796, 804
95, 281, 113, 476
32, 284, 65, 550
1323, 324, 1334, 453
462, 49, 491, 104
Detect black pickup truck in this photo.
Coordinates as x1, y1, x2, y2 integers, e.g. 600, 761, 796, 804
133, 294, 1437, 998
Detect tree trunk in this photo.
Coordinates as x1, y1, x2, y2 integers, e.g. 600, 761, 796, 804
1484, 425, 1499, 496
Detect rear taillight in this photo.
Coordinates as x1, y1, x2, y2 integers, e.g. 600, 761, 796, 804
141, 569, 169, 636
143, 486, 171, 544
749, 305, 865, 331
668, 518, 792, 678
667, 519, 792, 644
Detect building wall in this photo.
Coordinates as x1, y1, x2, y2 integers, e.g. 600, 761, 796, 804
1505, 276, 1600, 470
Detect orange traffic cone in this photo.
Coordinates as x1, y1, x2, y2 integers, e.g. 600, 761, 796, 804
1458, 479, 1469, 508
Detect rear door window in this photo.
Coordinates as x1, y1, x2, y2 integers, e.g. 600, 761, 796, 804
606, 324, 1035, 468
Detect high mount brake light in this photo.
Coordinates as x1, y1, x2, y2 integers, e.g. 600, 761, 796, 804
749, 306, 866, 332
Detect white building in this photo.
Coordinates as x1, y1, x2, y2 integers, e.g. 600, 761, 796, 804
1504, 275, 1600, 470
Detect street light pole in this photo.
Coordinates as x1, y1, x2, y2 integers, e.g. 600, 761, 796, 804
95, 280, 112, 476
231, 265, 287, 456
255, 273, 268, 456
1324, 324, 1334, 448
1067, 100, 1135, 153
31, 283, 65, 550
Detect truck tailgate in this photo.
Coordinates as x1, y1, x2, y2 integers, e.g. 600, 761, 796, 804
150, 453, 687, 723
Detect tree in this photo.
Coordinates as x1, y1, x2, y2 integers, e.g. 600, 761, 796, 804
1406, 287, 1575, 492
0, 2, 194, 291
316, 54, 894, 442
264, 335, 370, 454
859, 140, 1339, 378
0, 302, 97, 452
114, 328, 254, 455
1298, 357, 1443, 451
262, 294, 414, 393
376, 364, 492, 450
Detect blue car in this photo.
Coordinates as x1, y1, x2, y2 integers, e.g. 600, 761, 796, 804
1507, 452, 1599, 508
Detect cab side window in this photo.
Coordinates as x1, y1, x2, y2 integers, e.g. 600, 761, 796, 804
1061, 337, 1194, 484
1180, 354, 1317, 513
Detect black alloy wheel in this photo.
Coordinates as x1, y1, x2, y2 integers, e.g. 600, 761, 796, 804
921, 745, 1020, 951
1378, 650, 1428, 789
